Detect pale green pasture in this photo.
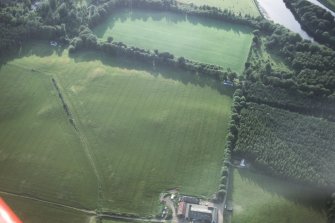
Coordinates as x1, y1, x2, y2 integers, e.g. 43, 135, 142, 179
94, 9, 253, 73
232, 168, 327, 223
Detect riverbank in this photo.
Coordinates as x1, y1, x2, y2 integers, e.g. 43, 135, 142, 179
254, 0, 313, 40
318, 0, 335, 12
306, 0, 335, 16
284, 0, 335, 49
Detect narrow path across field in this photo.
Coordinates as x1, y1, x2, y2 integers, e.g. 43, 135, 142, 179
51, 75, 105, 207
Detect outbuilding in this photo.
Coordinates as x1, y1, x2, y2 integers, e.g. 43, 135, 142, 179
177, 201, 186, 217
181, 196, 200, 204
185, 203, 217, 223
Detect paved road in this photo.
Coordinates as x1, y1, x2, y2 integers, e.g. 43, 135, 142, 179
163, 197, 178, 223
214, 202, 224, 223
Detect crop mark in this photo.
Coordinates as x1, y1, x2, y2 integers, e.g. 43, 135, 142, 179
51, 78, 78, 130
5, 64, 105, 209
51, 77, 104, 209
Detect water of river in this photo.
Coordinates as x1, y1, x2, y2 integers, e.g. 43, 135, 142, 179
256, 0, 313, 40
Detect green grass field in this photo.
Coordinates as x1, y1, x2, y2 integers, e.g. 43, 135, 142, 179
0, 42, 232, 219
231, 168, 327, 223
93, 9, 253, 73
176, 0, 260, 17
0, 59, 99, 209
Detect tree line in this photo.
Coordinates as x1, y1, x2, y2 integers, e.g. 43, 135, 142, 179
87, 0, 261, 29
216, 89, 246, 202
242, 81, 335, 121
68, 27, 239, 82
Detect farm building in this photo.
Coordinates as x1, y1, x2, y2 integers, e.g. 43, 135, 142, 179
184, 203, 218, 223
240, 159, 246, 167
50, 41, 58, 47
177, 201, 187, 217
225, 201, 233, 212
223, 80, 234, 87
181, 196, 200, 204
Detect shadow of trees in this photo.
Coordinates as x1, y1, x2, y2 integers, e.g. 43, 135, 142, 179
69, 49, 234, 97
237, 167, 328, 212
0, 41, 234, 97
0, 41, 66, 69
93, 7, 251, 38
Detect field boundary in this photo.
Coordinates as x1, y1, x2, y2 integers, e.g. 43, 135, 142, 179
0, 190, 166, 223
0, 191, 171, 223
0, 190, 96, 215
251, 0, 264, 18
244, 94, 335, 122
252, 0, 266, 19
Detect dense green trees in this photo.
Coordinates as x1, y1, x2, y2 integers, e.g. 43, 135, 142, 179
0, 0, 121, 54
242, 82, 335, 121
246, 22, 335, 98
37, 0, 85, 36
69, 26, 98, 52
215, 89, 246, 202
235, 103, 335, 188
0, 1, 59, 54
0, 0, 84, 54
283, 0, 335, 48
327, 193, 335, 223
